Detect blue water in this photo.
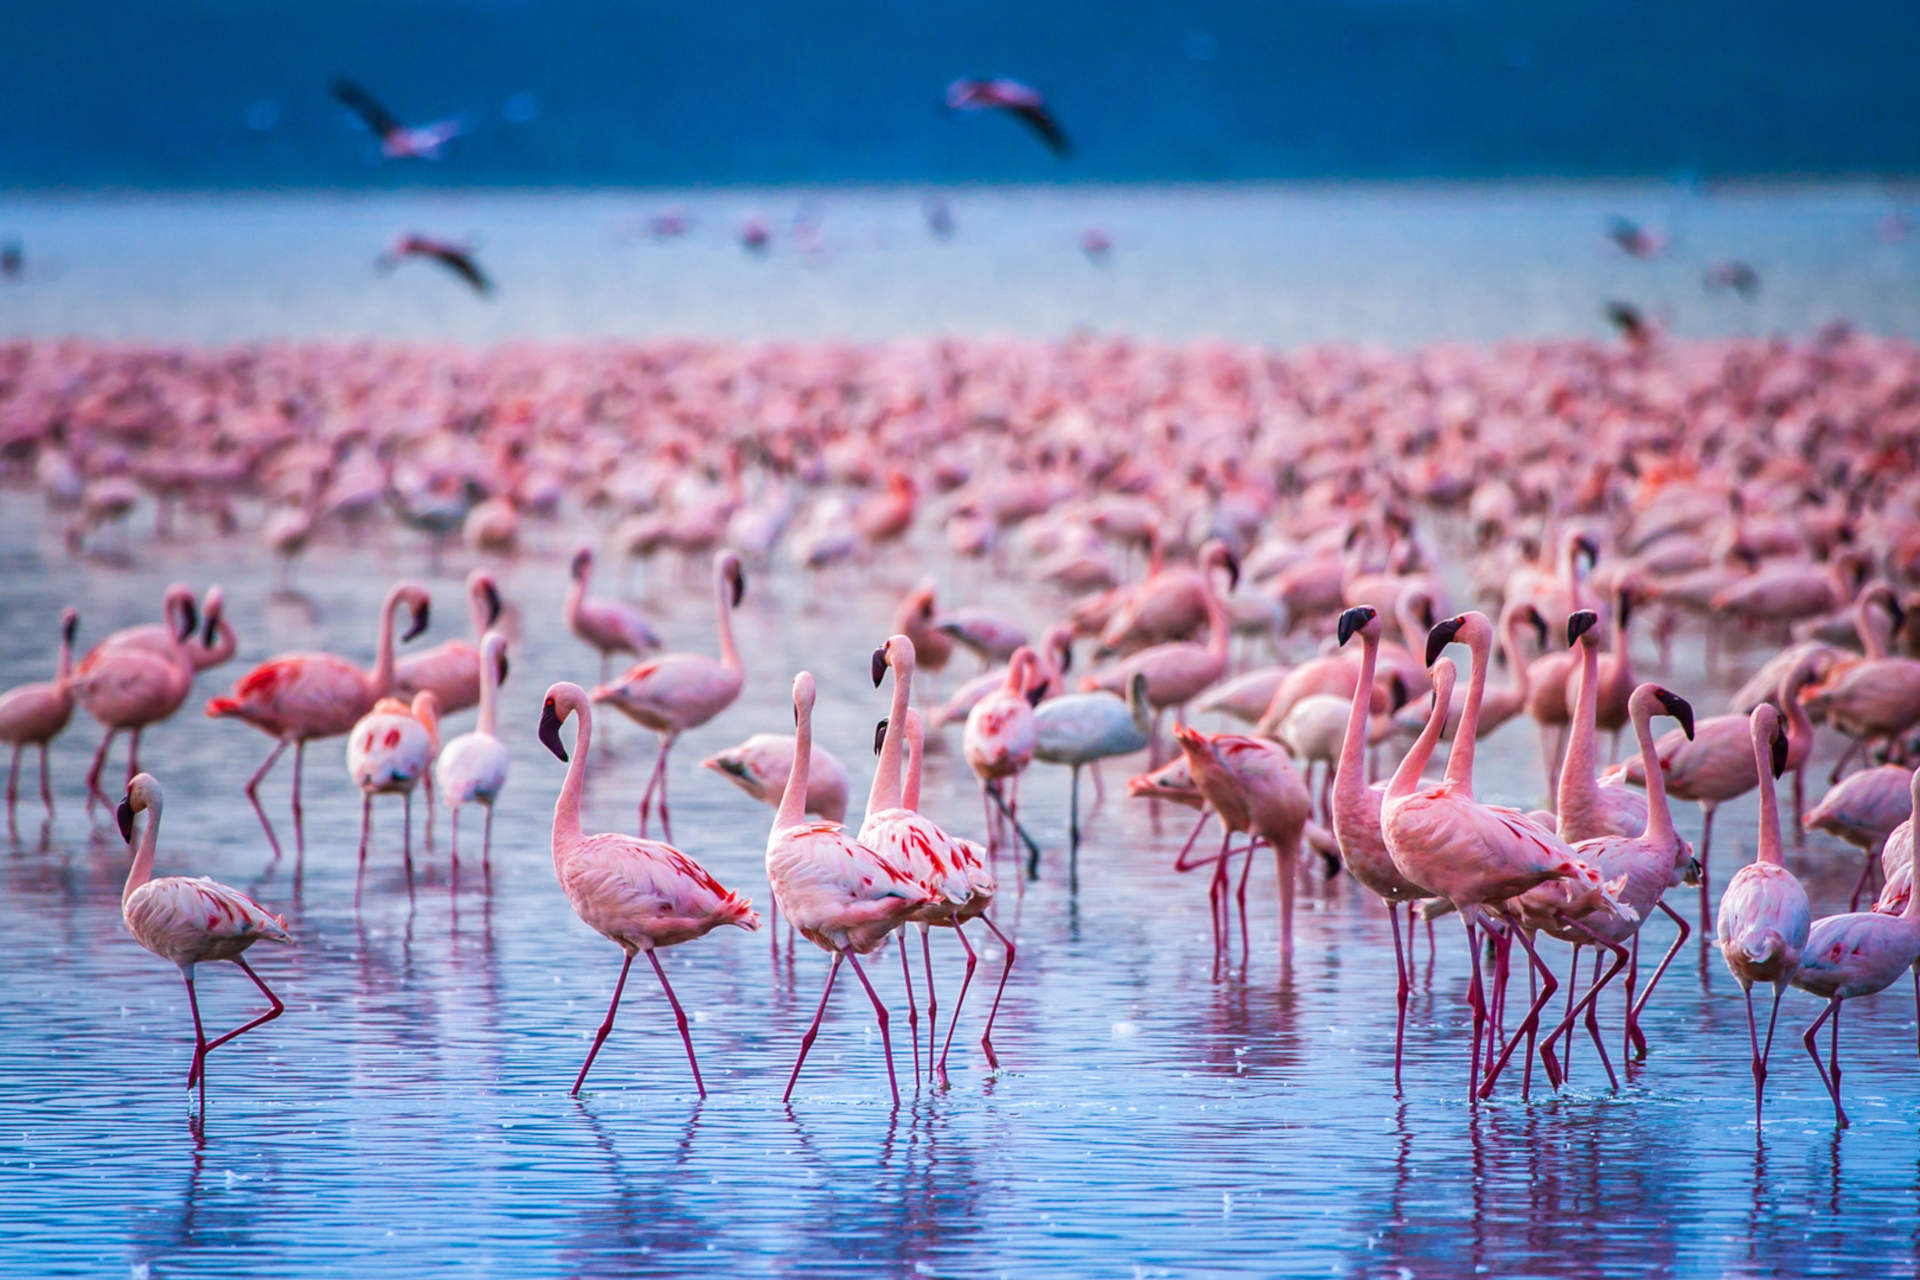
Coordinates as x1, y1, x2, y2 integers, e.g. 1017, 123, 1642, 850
3, 488, 1919, 1277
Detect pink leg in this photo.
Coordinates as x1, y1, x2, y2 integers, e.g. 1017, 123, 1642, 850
657, 734, 678, 843
191, 957, 284, 1099
977, 913, 1017, 1071
572, 951, 634, 1096
424, 771, 436, 852
6, 743, 20, 815
450, 807, 461, 870
920, 926, 938, 1084
39, 742, 53, 815
648, 950, 705, 1096
1628, 899, 1691, 1058
1540, 920, 1629, 1091
402, 792, 415, 895
126, 727, 141, 787
1388, 900, 1410, 1092
1696, 806, 1715, 955
182, 966, 209, 1115
291, 741, 306, 860
1236, 836, 1259, 965
769, 897, 780, 960
84, 726, 118, 813
1274, 839, 1297, 963
354, 795, 372, 908
898, 932, 921, 1086
1802, 996, 1847, 1127
244, 738, 289, 860
1171, 810, 1215, 871
783, 952, 843, 1103
482, 805, 495, 879
1622, 932, 1639, 1062
936, 922, 981, 1085
638, 742, 669, 838
1463, 915, 1487, 1101
845, 951, 900, 1107
1480, 917, 1559, 1099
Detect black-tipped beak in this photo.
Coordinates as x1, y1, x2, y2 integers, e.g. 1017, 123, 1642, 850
1567, 610, 1600, 646
201, 604, 220, 649
1389, 673, 1410, 712
870, 645, 888, 688
1770, 725, 1789, 779
115, 797, 135, 843
730, 565, 746, 608
1058, 641, 1073, 674
495, 650, 510, 688
1618, 590, 1636, 631
1337, 606, 1373, 648
1222, 551, 1240, 592
873, 718, 889, 756
1526, 606, 1549, 649
1574, 533, 1600, 567
1683, 856, 1703, 887
1891, 597, 1909, 637
404, 600, 430, 642
1424, 616, 1465, 668
1656, 689, 1694, 739
538, 699, 568, 762
63, 613, 79, 645
484, 580, 503, 625
178, 598, 199, 643
570, 550, 590, 579
1026, 683, 1046, 708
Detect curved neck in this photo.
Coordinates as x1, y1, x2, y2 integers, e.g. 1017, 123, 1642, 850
1858, 595, 1891, 661
1443, 625, 1490, 794
1557, 639, 1600, 815
1204, 568, 1229, 661
468, 584, 491, 639
554, 697, 589, 849
1754, 749, 1784, 867
776, 696, 813, 831
123, 802, 160, 906
713, 569, 740, 672
564, 571, 586, 625
478, 651, 499, 738
371, 589, 402, 695
1388, 674, 1450, 804
868, 657, 914, 814
1335, 630, 1379, 810
903, 714, 925, 811
1502, 612, 1531, 702
1778, 662, 1815, 757
1632, 696, 1676, 843
194, 618, 236, 671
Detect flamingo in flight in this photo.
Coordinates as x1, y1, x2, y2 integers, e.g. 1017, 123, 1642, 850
540, 683, 757, 1097
377, 234, 492, 296
330, 78, 464, 160
117, 774, 293, 1116
946, 78, 1071, 156
0, 607, 77, 819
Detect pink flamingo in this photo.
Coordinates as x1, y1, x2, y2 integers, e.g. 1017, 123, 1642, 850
565, 547, 661, 682
963, 646, 1043, 874
117, 774, 293, 1115
394, 569, 503, 714
1173, 723, 1311, 968
539, 682, 758, 1097
0, 608, 77, 818
1557, 611, 1649, 843
435, 632, 511, 872
1806, 764, 1915, 909
330, 78, 464, 159
1714, 705, 1812, 1125
375, 234, 491, 295
945, 77, 1070, 155
71, 584, 200, 811
346, 691, 440, 901
206, 581, 431, 859
1082, 541, 1238, 755
591, 550, 746, 841
769, 671, 936, 1106
700, 734, 850, 823
1331, 605, 1437, 1088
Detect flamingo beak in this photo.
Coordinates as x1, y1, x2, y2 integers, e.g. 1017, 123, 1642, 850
538, 699, 569, 762
1656, 689, 1694, 739
570, 549, 590, 579
1683, 855, 1703, 886
1526, 606, 1549, 649
1337, 606, 1373, 648
201, 602, 221, 649
1026, 684, 1046, 708
873, 718, 890, 756
404, 599, 430, 642
1618, 590, 1635, 631
495, 650, 510, 687
870, 645, 888, 688
1770, 724, 1789, 779
730, 565, 746, 607
178, 597, 199, 643
115, 797, 136, 843
1058, 641, 1073, 674
483, 580, 503, 625
1424, 616, 1465, 667
64, 613, 79, 645
1567, 610, 1600, 646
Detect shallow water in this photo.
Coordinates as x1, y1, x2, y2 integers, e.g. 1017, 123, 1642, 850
3, 492, 1918, 1278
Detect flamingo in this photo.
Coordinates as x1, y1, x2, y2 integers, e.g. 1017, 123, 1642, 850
1714, 705, 1812, 1126
1806, 765, 1916, 909
1557, 611, 1649, 843
768, 671, 935, 1106
538, 683, 758, 1097
206, 581, 431, 859
699, 734, 850, 823
937, 610, 1029, 667
376, 234, 491, 295
435, 631, 511, 872
1081, 540, 1238, 754
945, 77, 1070, 156
1032, 671, 1152, 883
963, 646, 1043, 874
1330, 605, 1437, 1089
395, 568, 503, 714
346, 691, 440, 901
929, 625, 1071, 729
591, 550, 746, 841
71, 584, 200, 811
117, 774, 293, 1116
330, 78, 463, 159
865, 635, 1013, 1082
565, 547, 661, 683
0, 607, 77, 818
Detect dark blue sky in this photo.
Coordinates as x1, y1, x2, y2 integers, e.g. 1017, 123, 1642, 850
5, 0, 1917, 188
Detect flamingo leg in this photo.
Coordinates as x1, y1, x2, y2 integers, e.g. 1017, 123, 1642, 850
572, 951, 635, 1096
39, 742, 53, 815
291, 741, 306, 860
1849, 852, 1876, 912
1171, 810, 1214, 871
1802, 996, 1847, 1127
482, 804, 494, 876
919, 925, 938, 1084
844, 951, 900, 1107
637, 742, 669, 838
1206, 828, 1232, 970
1480, 916, 1559, 1100
1274, 838, 1296, 963
182, 966, 209, 1114
243, 738, 289, 860
976, 914, 1017, 1072
937, 922, 982, 1086
355, 795, 372, 908
1696, 805, 1715, 954
986, 782, 1041, 878
1236, 834, 1259, 966
657, 734, 678, 843
402, 791, 415, 896
194, 956, 285, 1080
1389, 900, 1409, 1092
1540, 919, 1627, 1091
768, 898, 781, 961
783, 952, 842, 1103
1463, 914, 1487, 1101
1622, 931, 1639, 1062
646, 950, 705, 1097
898, 930, 921, 1086
450, 807, 461, 870
84, 726, 119, 813
1628, 899, 1691, 1058
1067, 765, 1081, 893
1792, 767, 1806, 847
6, 743, 19, 815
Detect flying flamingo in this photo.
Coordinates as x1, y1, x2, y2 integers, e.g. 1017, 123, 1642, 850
1331, 605, 1437, 1089
865, 636, 1013, 1082
945, 78, 1070, 156
1714, 705, 1811, 1126
330, 78, 464, 159
1032, 671, 1152, 883
435, 631, 511, 873
538, 682, 758, 1097
769, 671, 936, 1106
395, 569, 503, 714
346, 691, 440, 901
376, 234, 492, 295
591, 550, 746, 841
117, 774, 293, 1116
565, 547, 661, 682
206, 582, 431, 859
0, 607, 77, 818
963, 646, 1043, 874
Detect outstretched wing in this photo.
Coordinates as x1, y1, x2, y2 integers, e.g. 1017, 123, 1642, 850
1009, 103, 1071, 156
429, 246, 492, 295
331, 78, 400, 138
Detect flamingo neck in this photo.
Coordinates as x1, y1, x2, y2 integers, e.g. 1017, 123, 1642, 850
1443, 626, 1490, 794
56, 629, 73, 683
554, 696, 589, 850
1335, 630, 1379, 811
776, 696, 813, 831
1388, 675, 1449, 805
123, 801, 160, 907
714, 569, 740, 673
1204, 568, 1229, 662
1754, 753, 1784, 868
1557, 639, 1600, 817
1778, 659, 1817, 763
563, 571, 586, 627
1857, 595, 1891, 661
370, 588, 401, 697
1632, 697, 1676, 843
903, 713, 925, 811
1502, 612, 1531, 704
477, 655, 499, 738
868, 657, 914, 814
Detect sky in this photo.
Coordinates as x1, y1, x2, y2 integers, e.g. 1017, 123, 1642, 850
3, 0, 1917, 188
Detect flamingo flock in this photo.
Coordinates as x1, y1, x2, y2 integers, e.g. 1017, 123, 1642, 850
7, 328, 1920, 1127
